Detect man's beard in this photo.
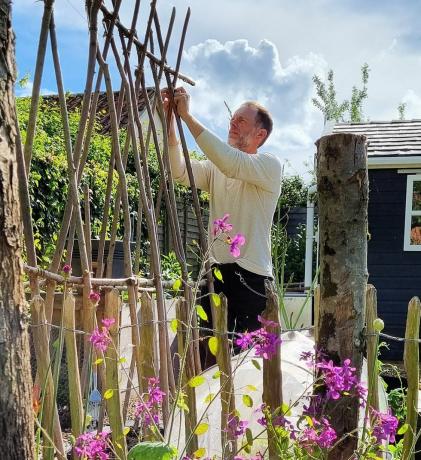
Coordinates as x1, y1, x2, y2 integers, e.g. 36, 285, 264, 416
231, 133, 251, 151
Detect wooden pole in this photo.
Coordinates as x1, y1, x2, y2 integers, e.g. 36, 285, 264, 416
365, 284, 379, 411
316, 132, 368, 460
402, 296, 421, 460
104, 289, 127, 459
215, 295, 236, 459
63, 293, 84, 453
262, 281, 282, 460
30, 297, 65, 459
175, 298, 198, 455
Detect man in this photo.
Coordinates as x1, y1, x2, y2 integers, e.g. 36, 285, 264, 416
161, 87, 283, 334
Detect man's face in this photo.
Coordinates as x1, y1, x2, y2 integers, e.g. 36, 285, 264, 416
228, 105, 261, 152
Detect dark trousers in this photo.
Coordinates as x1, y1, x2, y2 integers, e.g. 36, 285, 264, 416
199, 263, 271, 367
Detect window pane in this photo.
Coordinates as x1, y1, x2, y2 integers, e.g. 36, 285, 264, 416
410, 216, 421, 245
413, 181, 421, 211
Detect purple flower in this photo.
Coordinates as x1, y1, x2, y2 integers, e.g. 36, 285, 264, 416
299, 417, 337, 450
371, 409, 398, 444
213, 214, 233, 235
316, 358, 363, 401
135, 377, 165, 428
228, 233, 246, 258
74, 431, 109, 459
62, 264, 72, 275
89, 327, 111, 352
101, 317, 115, 329
89, 291, 101, 304
226, 414, 248, 438
235, 317, 281, 360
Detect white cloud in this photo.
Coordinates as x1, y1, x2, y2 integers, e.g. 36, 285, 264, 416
182, 39, 326, 177
15, 80, 55, 98
401, 90, 421, 119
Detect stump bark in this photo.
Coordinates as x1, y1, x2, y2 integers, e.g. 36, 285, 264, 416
316, 133, 368, 460
0, 2, 35, 457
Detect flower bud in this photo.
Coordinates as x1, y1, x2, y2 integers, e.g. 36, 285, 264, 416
372, 318, 384, 332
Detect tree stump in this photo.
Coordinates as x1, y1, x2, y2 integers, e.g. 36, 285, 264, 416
316, 132, 368, 459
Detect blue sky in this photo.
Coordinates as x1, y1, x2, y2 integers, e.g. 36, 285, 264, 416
13, 0, 421, 177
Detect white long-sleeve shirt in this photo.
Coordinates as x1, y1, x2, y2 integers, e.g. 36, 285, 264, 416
169, 128, 283, 277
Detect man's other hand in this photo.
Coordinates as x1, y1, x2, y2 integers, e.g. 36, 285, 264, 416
173, 86, 190, 120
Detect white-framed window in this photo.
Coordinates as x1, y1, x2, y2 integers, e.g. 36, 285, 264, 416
404, 174, 421, 251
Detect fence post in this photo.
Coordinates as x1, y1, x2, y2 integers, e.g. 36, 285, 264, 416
30, 296, 65, 459
365, 284, 379, 411
402, 296, 421, 460
313, 284, 320, 343
176, 298, 198, 455
63, 293, 84, 445
215, 294, 236, 459
316, 132, 368, 459
262, 281, 282, 460
104, 289, 127, 459
139, 292, 157, 390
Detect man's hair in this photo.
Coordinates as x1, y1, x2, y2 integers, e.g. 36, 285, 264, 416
243, 101, 273, 146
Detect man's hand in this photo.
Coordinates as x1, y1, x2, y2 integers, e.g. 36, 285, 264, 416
173, 86, 190, 120
160, 86, 204, 140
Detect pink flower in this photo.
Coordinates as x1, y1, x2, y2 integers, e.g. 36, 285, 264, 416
101, 317, 115, 328
299, 417, 337, 450
89, 327, 112, 352
74, 431, 109, 459
226, 414, 248, 438
371, 409, 398, 444
135, 377, 165, 428
62, 264, 72, 275
213, 213, 233, 235
235, 316, 281, 360
89, 291, 101, 304
228, 233, 246, 258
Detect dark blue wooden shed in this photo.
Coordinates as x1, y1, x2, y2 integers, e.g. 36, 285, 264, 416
332, 120, 421, 360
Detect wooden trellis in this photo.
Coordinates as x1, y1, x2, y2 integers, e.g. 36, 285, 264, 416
17, 0, 221, 457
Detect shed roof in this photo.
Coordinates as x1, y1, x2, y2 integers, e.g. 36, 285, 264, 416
39, 89, 155, 134
332, 120, 421, 157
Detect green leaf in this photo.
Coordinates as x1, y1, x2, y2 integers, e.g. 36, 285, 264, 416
208, 337, 219, 356
196, 305, 208, 322
210, 293, 221, 307
94, 358, 103, 365
397, 423, 409, 435
188, 375, 205, 388
194, 423, 209, 435
193, 447, 206, 458
172, 278, 182, 292
123, 427, 130, 436
251, 359, 261, 370
282, 402, 292, 416
246, 385, 258, 392
170, 319, 178, 334
118, 357, 127, 364
213, 267, 223, 282
305, 415, 313, 427
128, 442, 175, 460
245, 428, 254, 446
242, 394, 253, 408
104, 389, 114, 400
204, 393, 215, 404
212, 370, 221, 379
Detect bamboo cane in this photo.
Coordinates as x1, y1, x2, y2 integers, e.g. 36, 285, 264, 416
23, 0, 55, 171
402, 296, 421, 460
